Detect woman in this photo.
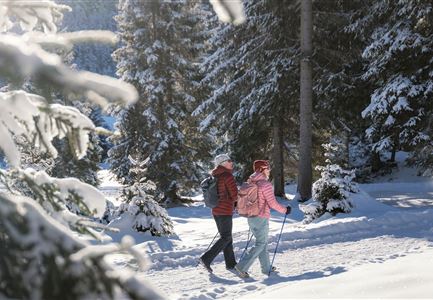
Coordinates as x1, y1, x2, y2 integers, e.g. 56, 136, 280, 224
199, 153, 238, 273
235, 160, 291, 278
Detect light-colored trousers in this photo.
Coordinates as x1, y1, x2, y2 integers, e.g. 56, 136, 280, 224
236, 217, 270, 274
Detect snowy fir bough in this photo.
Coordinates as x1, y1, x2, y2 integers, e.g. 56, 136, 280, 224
0, 167, 108, 235
0, 1, 167, 298
0, 193, 164, 300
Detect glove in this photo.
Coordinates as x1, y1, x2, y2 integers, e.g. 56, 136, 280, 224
285, 205, 291, 215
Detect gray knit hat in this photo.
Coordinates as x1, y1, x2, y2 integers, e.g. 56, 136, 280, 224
214, 153, 231, 166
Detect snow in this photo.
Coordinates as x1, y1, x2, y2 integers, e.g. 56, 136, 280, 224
209, 0, 246, 25
0, 33, 138, 108
246, 248, 433, 299
97, 156, 433, 299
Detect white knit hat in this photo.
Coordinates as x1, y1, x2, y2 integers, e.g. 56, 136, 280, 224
214, 153, 231, 166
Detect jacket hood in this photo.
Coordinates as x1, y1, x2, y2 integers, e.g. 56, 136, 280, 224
249, 171, 267, 182
211, 165, 232, 176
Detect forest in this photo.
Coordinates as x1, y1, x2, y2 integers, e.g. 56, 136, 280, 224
0, 0, 432, 299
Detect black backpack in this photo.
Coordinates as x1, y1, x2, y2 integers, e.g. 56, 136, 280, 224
200, 175, 219, 208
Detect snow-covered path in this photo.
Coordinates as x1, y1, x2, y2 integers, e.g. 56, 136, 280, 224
103, 185, 433, 299
97, 161, 433, 299
142, 233, 432, 299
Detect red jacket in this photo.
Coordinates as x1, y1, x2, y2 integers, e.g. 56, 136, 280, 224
211, 166, 238, 216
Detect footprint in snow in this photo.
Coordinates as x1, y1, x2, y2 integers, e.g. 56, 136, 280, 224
189, 295, 214, 300
244, 285, 257, 291
213, 287, 225, 293
205, 292, 217, 298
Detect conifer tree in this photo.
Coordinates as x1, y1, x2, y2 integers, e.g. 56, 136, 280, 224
111, 0, 209, 203
195, 0, 300, 192
104, 157, 175, 236
0, 1, 164, 298
350, 0, 433, 170
312, 0, 371, 167
299, 138, 359, 223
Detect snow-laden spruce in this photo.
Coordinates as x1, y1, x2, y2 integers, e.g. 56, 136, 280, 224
0, 91, 94, 167
194, 0, 300, 185
105, 181, 174, 237
300, 140, 359, 223
110, 0, 212, 204
103, 155, 174, 236
349, 0, 433, 170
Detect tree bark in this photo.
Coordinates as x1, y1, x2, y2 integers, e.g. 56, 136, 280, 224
371, 151, 382, 173
298, 0, 313, 200
272, 115, 285, 197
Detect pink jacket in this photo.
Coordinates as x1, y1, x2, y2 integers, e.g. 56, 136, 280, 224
249, 172, 286, 218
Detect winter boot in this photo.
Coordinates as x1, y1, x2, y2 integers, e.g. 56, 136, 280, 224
198, 257, 213, 273
234, 265, 249, 278
264, 266, 278, 275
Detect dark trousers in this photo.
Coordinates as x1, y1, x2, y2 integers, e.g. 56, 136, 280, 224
201, 215, 236, 269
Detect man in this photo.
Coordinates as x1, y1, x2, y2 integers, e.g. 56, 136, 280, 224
199, 154, 238, 273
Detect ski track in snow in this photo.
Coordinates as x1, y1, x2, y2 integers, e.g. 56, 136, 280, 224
102, 190, 433, 299
143, 236, 431, 300
97, 160, 433, 299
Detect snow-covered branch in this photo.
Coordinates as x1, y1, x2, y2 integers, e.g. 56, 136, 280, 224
0, 193, 165, 299
0, 34, 138, 108
22, 30, 118, 52
210, 0, 246, 25
0, 91, 95, 167
0, 0, 71, 33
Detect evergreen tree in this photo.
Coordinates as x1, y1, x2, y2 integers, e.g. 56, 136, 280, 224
111, 0, 210, 203
312, 0, 371, 169
300, 139, 359, 223
350, 0, 433, 169
195, 0, 300, 192
104, 158, 174, 236
0, 1, 166, 298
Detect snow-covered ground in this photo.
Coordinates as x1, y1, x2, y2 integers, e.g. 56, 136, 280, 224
100, 160, 433, 299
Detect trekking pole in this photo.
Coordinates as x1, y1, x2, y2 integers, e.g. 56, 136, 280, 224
197, 232, 219, 266
206, 231, 219, 251
268, 213, 288, 275
239, 229, 253, 261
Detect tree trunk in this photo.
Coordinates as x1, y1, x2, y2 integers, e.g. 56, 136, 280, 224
298, 0, 313, 201
371, 151, 382, 173
272, 115, 285, 197
390, 134, 399, 162
390, 148, 396, 162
